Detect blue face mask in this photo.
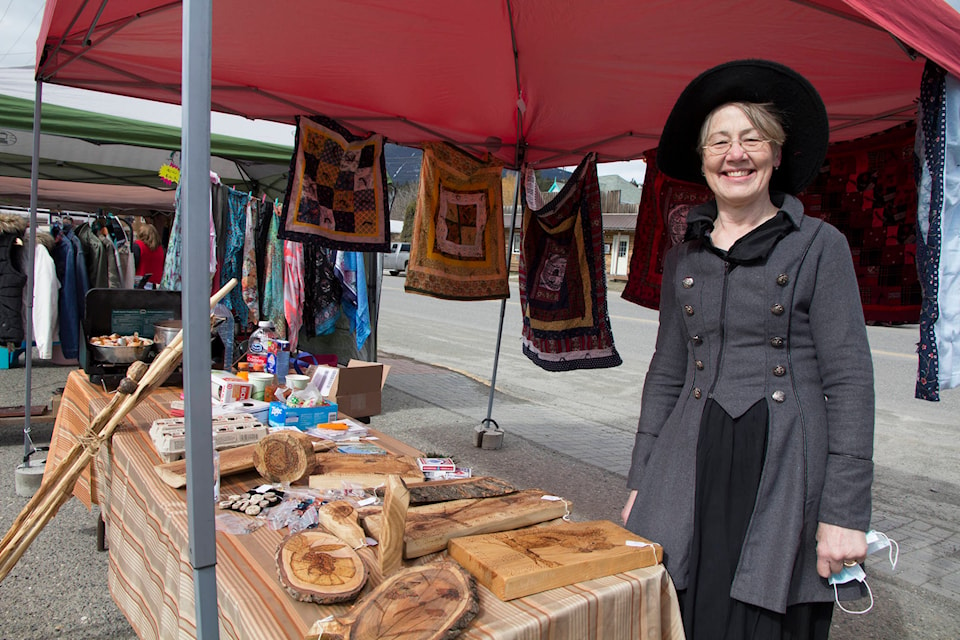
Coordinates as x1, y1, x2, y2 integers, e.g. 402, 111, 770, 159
829, 529, 899, 615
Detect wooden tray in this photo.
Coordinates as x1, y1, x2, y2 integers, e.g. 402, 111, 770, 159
447, 519, 662, 601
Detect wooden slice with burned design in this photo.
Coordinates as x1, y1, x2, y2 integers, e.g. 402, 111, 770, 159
253, 430, 316, 484
321, 561, 478, 640
276, 530, 367, 604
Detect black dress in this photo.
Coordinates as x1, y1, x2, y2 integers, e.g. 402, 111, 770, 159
678, 210, 834, 640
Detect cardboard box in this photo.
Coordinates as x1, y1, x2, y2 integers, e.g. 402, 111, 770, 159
309, 359, 390, 418
211, 370, 253, 403
268, 401, 339, 430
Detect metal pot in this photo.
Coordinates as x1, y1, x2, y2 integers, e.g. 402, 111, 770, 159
152, 320, 182, 350
153, 316, 228, 350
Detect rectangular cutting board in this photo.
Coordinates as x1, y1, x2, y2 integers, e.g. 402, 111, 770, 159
447, 519, 662, 600
363, 489, 568, 559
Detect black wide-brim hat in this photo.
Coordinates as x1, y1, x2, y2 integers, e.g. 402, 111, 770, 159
656, 59, 829, 195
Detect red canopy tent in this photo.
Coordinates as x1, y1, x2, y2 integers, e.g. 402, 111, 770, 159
28, 2, 960, 636
33, 0, 960, 168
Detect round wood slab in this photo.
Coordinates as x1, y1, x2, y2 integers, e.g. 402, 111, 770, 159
253, 430, 315, 484
322, 561, 478, 640
275, 530, 367, 604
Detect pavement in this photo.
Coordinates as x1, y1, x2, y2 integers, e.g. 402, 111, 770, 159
1, 347, 959, 638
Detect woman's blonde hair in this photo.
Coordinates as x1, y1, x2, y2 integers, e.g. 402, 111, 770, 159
697, 101, 786, 158
136, 223, 161, 250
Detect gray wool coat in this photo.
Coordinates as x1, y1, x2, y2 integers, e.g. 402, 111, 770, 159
625, 194, 875, 613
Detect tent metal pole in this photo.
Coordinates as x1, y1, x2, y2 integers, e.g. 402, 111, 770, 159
483, 174, 522, 427
22, 80, 42, 462
481, 0, 525, 436
182, 1, 219, 637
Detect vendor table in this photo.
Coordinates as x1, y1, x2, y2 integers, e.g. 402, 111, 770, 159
46, 370, 683, 640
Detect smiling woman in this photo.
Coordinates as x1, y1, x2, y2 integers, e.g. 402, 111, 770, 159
623, 59, 876, 640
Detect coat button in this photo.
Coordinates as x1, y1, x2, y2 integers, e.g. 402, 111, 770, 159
777, 274, 789, 286
773, 365, 786, 376
682, 276, 694, 289
772, 390, 786, 403
695, 360, 704, 370
684, 305, 695, 316
770, 336, 784, 348
770, 303, 784, 316
692, 335, 703, 345
693, 388, 702, 399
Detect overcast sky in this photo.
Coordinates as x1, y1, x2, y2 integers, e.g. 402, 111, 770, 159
0, 0, 646, 183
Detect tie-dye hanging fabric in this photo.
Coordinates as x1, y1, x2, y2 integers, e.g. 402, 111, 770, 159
279, 115, 390, 252
283, 240, 305, 352
335, 251, 371, 351
262, 203, 286, 339
519, 153, 621, 371
219, 187, 249, 323
404, 142, 509, 300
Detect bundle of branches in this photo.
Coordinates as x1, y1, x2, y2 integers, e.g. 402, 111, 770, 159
0, 279, 237, 583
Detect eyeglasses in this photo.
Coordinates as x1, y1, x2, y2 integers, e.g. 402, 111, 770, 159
702, 137, 770, 156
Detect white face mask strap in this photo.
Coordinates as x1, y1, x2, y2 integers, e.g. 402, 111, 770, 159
886, 536, 899, 570
834, 579, 874, 615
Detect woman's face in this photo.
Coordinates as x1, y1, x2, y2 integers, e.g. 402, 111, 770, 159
700, 104, 781, 209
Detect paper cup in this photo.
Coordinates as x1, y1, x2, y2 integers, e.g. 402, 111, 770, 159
247, 372, 274, 401
285, 374, 310, 390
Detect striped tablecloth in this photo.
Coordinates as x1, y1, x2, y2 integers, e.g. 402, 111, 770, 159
46, 370, 684, 640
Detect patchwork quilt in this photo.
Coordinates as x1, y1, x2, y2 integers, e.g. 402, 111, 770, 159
279, 115, 390, 252
624, 124, 921, 326
404, 142, 509, 300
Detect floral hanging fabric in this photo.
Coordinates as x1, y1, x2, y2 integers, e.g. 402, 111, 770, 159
302, 244, 342, 336
240, 197, 260, 328
403, 142, 509, 300
279, 115, 390, 252
518, 152, 621, 371
915, 61, 960, 400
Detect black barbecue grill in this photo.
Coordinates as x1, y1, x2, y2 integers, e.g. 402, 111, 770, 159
81, 289, 182, 389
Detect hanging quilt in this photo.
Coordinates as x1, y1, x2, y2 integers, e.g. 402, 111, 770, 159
625, 124, 923, 327
279, 115, 390, 252
621, 149, 712, 309
519, 152, 621, 371
404, 142, 509, 300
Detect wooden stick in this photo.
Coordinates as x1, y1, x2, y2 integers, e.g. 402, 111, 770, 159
0, 361, 148, 555
0, 279, 236, 583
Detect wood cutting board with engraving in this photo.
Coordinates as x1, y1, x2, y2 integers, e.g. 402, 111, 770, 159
447, 519, 662, 600
363, 489, 569, 559
308, 452, 423, 490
